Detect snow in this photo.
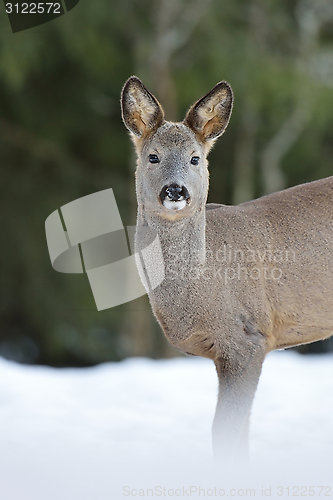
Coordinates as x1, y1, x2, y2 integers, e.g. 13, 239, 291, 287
0, 351, 332, 499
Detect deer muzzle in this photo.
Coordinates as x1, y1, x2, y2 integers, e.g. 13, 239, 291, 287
159, 184, 190, 211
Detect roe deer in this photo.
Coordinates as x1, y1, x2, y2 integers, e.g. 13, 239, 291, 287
121, 76, 333, 463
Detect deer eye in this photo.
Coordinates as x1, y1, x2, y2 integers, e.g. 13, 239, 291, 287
190, 156, 200, 165
149, 154, 160, 164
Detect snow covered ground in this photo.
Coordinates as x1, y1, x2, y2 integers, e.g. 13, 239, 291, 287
0, 350, 332, 499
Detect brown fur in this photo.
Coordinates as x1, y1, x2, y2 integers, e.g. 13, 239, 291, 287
121, 76, 333, 464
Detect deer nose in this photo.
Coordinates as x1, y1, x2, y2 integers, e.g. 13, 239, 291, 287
160, 183, 190, 203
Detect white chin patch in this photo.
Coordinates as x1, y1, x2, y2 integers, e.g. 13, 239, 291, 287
163, 199, 187, 211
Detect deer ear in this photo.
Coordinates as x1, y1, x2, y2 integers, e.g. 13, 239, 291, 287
121, 76, 164, 138
184, 81, 233, 142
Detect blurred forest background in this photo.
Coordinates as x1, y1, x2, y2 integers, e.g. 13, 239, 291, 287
1, 0, 333, 366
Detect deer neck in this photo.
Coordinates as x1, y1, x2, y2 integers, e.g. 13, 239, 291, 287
136, 207, 206, 277
136, 206, 212, 353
